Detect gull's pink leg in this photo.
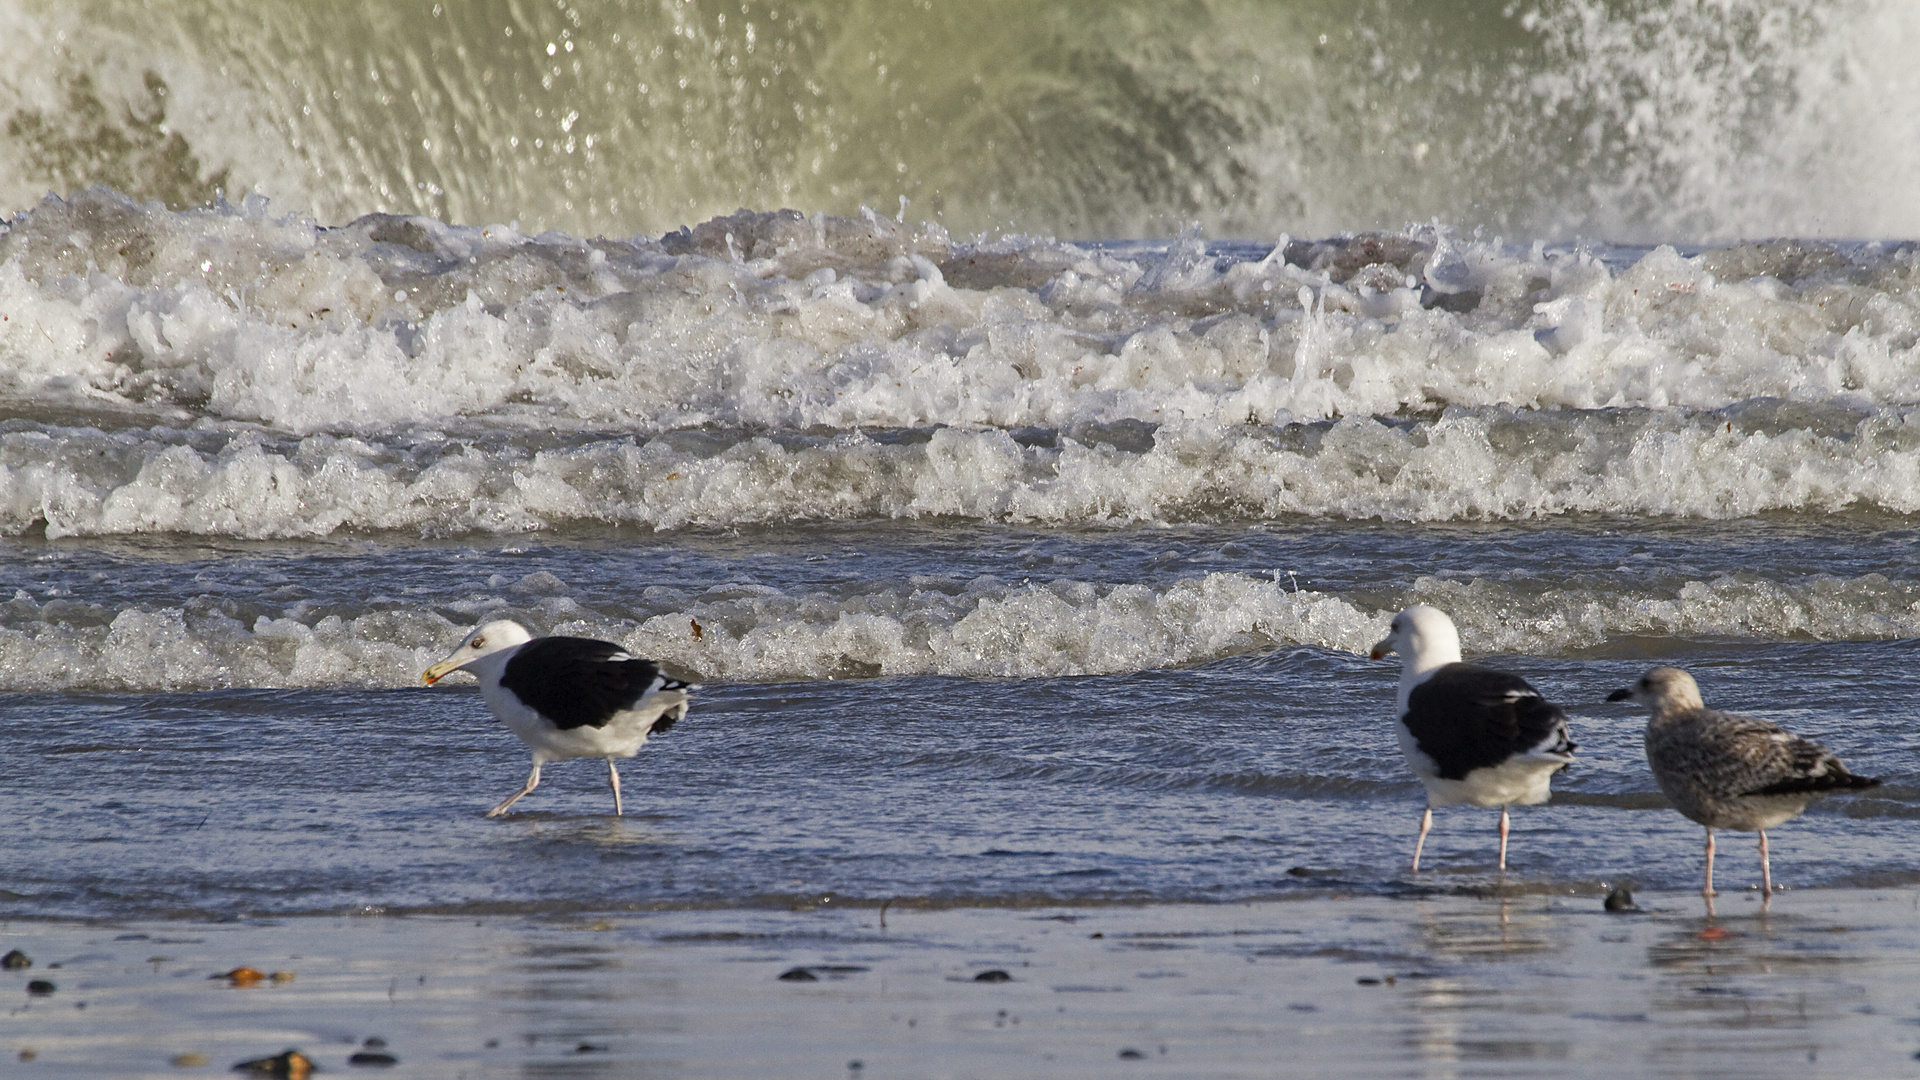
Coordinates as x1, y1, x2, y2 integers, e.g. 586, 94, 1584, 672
1758, 830, 1772, 899
487, 760, 543, 817
608, 759, 624, 817
1497, 806, 1511, 872
1412, 807, 1433, 873
1702, 828, 1717, 898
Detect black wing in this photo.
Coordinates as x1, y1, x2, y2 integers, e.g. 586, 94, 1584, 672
499, 636, 683, 732
1404, 663, 1575, 781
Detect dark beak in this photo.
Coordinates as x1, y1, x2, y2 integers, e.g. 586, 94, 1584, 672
1605, 687, 1633, 702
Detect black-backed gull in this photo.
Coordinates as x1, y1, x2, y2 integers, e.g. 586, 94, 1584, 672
1370, 605, 1576, 872
1608, 665, 1879, 906
423, 620, 694, 817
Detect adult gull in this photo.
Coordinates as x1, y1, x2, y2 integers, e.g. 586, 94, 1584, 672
1371, 605, 1577, 872
423, 620, 694, 817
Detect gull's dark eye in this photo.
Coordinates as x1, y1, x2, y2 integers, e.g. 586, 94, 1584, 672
472, 636, 486, 647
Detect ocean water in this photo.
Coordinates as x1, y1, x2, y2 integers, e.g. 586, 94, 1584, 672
3, 1, 1919, 924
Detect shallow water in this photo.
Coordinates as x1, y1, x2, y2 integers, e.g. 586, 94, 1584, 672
5, 570, 1914, 919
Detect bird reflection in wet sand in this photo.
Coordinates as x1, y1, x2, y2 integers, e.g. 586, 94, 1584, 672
1609, 666, 1879, 914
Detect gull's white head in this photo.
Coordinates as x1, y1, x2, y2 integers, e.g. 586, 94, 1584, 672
1369, 605, 1463, 675
1606, 666, 1705, 714
422, 620, 536, 685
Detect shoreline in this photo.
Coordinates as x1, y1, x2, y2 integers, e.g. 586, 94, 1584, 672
8, 888, 1920, 1078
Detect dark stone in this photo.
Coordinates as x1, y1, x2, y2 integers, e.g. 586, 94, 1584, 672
348, 1051, 399, 1066
1604, 887, 1640, 913
973, 970, 1012, 983
572, 1043, 607, 1054
1356, 977, 1382, 986
777, 967, 818, 982
26, 980, 55, 996
1118, 1048, 1146, 1060
1, 950, 29, 970
231, 1049, 315, 1077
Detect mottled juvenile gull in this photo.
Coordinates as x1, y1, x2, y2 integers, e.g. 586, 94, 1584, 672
1608, 665, 1878, 903
423, 620, 694, 817
1371, 605, 1576, 872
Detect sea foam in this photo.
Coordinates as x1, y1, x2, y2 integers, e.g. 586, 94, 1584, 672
5, 567, 1916, 693
3, 194, 1919, 536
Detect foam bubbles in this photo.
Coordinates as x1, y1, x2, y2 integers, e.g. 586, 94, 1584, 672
8, 403, 1920, 538
4, 196, 1919, 536
6, 568, 1916, 693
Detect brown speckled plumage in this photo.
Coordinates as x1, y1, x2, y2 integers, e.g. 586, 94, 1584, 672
1609, 666, 1879, 905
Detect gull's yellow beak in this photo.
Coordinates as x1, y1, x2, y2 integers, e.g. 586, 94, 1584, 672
1369, 637, 1393, 661
421, 659, 463, 685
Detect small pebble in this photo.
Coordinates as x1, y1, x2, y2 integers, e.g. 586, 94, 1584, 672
848, 1061, 863, 1072
1604, 887, 1640, 912
170, 1053, 209, 1068
18, 1049, 36, 1062
1118, 1048, 1146, 1060
777, 967, 818, 981
347, 1051, 399, 1067
218, 967, 267, 987
1356, 977, 1382, 986
1, 949, 30, 970
572, 1043, 607, 1054
361, 1038, 387, 1050
973, 969, 1012, 983
27, 979, 56, 996
231, 1049, 315, 1078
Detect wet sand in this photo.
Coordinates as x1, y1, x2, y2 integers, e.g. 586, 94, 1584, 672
6, 888, 1920, 1079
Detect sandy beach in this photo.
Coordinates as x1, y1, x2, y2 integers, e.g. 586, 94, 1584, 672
8, 887, 1920, 1079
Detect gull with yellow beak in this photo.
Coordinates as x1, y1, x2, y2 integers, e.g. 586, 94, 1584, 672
423, 620, 694, 817
1370, 605, 1576, 872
